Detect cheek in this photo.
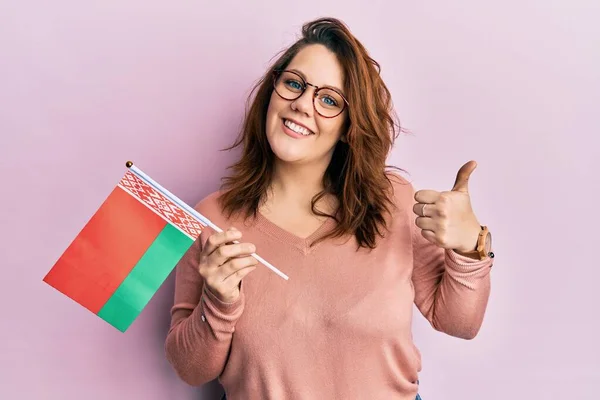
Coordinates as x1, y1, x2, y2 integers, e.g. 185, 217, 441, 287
268, 92, 287, 115
316, 118, 345, 142
266, 94, 285, 130
265, 99, 277, 136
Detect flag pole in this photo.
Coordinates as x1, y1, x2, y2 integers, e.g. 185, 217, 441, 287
125, 161, 289, 281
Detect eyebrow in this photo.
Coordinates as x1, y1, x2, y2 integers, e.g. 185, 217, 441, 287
289, 68, 346, 96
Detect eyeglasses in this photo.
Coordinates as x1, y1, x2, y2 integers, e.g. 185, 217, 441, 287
273, 70, 349, 118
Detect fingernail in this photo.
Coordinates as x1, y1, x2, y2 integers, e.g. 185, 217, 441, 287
249, 244, 256, 253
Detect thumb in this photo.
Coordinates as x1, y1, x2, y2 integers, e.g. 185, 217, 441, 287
451, 160, 477, 192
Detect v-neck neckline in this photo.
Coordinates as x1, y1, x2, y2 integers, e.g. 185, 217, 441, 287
254, 210, 336, 254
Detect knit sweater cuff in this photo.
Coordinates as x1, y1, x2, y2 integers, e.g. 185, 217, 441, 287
445, 249, 493, 271
443, 249, 493, 289
198, 283, 245, 339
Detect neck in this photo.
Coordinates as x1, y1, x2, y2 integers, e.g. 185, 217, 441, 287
266, 159, 331, 213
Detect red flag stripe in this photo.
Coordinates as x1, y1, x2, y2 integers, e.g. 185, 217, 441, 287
43, 187, 166, 313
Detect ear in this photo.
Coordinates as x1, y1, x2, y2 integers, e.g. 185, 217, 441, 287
340, 135, 348, 143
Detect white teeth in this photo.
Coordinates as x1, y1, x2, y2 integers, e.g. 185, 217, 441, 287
284, 119, 312, 136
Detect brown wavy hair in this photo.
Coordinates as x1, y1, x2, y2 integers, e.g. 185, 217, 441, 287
218, 17, 404, 249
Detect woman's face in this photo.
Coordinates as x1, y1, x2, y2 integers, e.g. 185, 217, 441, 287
265, 44, 348, 168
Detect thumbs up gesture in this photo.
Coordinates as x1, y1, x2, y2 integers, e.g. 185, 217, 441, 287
413, 160, 482, 253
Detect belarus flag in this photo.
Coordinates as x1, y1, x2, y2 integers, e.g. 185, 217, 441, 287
43, 162, 207, 332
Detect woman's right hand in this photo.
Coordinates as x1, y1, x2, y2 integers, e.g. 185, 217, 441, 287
198, 227, 258, 303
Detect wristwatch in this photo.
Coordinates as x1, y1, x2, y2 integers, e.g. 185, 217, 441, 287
462, 225, 494, 260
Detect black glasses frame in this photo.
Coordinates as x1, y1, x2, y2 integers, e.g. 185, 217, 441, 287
272, 69, 349, 119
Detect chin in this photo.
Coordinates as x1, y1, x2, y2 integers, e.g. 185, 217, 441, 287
268, 140, 307, 164
266, 127, 305, 164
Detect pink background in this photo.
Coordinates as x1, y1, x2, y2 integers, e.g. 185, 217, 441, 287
2, 1, 598, 399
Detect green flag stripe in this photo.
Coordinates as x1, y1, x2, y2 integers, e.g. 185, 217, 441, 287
97, 223, 193, 332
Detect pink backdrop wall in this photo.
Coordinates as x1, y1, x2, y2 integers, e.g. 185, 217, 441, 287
2, 1, 598, 399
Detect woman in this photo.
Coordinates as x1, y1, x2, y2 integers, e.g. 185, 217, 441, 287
164, 17, 494, 400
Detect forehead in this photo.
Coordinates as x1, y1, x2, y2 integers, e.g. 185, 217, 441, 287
286, 44, 345, 89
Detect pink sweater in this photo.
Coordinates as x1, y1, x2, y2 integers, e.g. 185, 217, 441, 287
164, 176, 493, 399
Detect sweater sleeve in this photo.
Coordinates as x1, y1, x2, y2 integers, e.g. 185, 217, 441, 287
410, 200, 493, 340
164, 230, 246, 386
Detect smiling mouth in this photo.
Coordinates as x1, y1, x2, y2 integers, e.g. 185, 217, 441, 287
283, 119, 314, 136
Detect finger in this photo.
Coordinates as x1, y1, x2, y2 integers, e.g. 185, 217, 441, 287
203, 228, 243, 257
414, 190, 441, 205
420, 229, 440, 246
415, 216, 436, 231
208, 242, 256, 268
223, 264, 258, 289
219, 255, 259, 280
413, 202, 435, 217
451, 160, 477, 193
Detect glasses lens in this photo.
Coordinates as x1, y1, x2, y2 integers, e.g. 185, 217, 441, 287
274, 70, 347, 118
314, 88, 345, 118
274, 71, 305, 100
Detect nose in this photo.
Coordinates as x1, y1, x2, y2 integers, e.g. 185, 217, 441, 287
291, 86, 315, 117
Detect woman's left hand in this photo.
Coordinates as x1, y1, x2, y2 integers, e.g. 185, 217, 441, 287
413, 160, 482, 253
